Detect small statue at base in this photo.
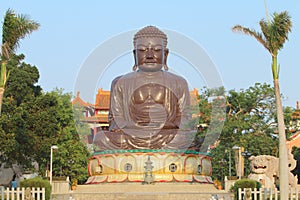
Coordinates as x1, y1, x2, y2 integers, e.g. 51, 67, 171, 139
143, 156, 154, 184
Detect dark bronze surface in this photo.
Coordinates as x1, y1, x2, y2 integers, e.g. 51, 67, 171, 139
93, 26, 196, 150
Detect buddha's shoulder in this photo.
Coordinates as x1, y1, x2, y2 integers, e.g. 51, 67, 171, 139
164, 71, 187, 83
111, 72, 135, 82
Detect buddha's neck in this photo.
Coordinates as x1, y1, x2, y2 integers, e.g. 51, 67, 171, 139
137, 70, 163, 76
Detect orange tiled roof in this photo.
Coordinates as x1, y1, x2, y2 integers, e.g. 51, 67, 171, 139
291, 110, 300, 119
95, 88, 110, 109
190, 88, 199, 106
72, 92, 93, 107
83, 115, 109, 123
287, 131, 300, 149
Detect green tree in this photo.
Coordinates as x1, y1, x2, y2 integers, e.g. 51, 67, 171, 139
5, 56, 41, 106
232, 11, 292, 198
0, 54, 42, 166
0, 10, 90, 183
0, 8, 39, 114
0, 56, 90, 182
48, 89, 91, 183
211, 83, 278, 182
73, 102, 92, 149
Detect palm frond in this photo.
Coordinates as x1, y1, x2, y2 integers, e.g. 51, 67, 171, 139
232, 25, 269, 52
270, 11, 292, 51
1, 8, 40, 61
16, 13, 40, 42
259, 19, 273, 54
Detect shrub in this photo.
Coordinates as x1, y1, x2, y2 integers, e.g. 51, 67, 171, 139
231, 178, 261, 200
20, 177, 51, 200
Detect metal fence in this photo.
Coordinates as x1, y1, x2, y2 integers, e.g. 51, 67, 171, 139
238, 187, 299, 200
0, 186, 45, 200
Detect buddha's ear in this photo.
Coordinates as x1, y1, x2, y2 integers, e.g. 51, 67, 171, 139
164, 48, 169, 64
133, 49, 136, 63
133, 49, 137, 70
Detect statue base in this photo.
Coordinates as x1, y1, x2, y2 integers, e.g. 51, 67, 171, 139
86, 149, 212, 184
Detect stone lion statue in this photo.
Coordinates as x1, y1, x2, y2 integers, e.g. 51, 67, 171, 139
248, 150, 298, 188
248, 155, 278, 188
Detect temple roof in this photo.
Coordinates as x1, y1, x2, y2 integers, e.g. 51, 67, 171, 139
72, 91, 93, 107
95, 88, 110, 109
82, 115, 109, 123
190, 88, 199, 106
291, 110, 300, 119
287, 131, 300, 149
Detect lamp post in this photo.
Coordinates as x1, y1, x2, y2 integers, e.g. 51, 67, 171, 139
50, 145, 58, 185
232, 146, 242, 179
218, 159, 227, 187
241, 149, 251, 177
225, 149, 232, 177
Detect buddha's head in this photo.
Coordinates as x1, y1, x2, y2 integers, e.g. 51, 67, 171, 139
133, 26, 169, 72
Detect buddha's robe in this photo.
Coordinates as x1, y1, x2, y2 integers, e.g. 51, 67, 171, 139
93, 70, 196, 150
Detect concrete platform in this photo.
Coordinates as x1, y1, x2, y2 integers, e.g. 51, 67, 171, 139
52, 183, 232, 200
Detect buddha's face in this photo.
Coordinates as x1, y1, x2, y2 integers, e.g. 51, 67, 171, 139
134, 37, 168, 72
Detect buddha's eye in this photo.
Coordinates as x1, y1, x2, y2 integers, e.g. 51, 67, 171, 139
138, 48, 146, 52
153, 46, 163, 51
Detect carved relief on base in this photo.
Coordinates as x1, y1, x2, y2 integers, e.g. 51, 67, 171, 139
86, 150, 212, 184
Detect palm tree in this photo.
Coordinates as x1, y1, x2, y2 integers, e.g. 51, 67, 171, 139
0, 63, 9, 115
0, 8, 40, 115
232, 11, 292, 198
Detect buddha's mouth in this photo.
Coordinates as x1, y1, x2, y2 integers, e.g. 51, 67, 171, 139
144, 60, 157, 63
254, 165, 267, 169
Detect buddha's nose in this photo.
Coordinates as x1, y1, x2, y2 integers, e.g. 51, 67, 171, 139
146, 49, 154, 58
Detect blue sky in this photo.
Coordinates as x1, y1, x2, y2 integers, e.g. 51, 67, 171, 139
1, 0, 299, 107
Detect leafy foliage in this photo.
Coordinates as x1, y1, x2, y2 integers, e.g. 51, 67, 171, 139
0, 9, 90, 183
1, 8, 40, 114
0, 55, 90, 183
195, 87, 226, 152
72, 103, 92, 148
232, 11, 291, 79
231, 179, 261, 200
232, 11, 292, 198
209, 83, 279, 182
20, 177, 51, 200
1, 9, 40, 61
49, 89, 91, 183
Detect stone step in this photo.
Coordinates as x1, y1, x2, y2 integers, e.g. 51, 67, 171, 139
75, 182, 220, 193
52, 183, 233, 200
52, 183, 300, 200
67, 193, 230, 200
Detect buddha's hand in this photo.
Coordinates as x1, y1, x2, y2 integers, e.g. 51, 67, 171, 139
162, 122, 178, 129
110, 129, 123, 133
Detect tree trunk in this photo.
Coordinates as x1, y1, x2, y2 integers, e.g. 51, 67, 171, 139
0, 87, 4, 115
274, 79, 289, 199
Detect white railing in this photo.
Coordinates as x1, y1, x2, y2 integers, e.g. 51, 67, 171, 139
238, 187, 299, 200
0, 187, 45, 200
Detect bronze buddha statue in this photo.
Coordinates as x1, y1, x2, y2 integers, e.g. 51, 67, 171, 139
87, 27, 213, 184
93, 26, 196, 150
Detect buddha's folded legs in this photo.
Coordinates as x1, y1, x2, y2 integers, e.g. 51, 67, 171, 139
92, 129, 197, 151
